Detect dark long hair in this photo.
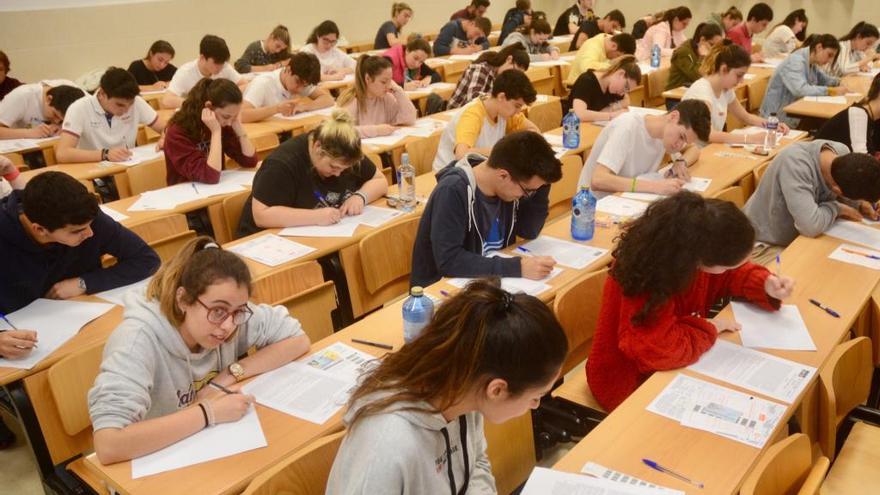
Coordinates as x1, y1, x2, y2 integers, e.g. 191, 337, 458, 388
610, 192, 755, 325
774, 9, 808, 42
168, 78, 242, 142
474, 42, 531, 70
306, 20, 340, 44
840, 21, 880, 42
688, 22, 723, 52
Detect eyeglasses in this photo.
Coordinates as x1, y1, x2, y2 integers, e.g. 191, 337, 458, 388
195, 298, 253, 325
516, 180, 540, 198
320, 37, 338, 45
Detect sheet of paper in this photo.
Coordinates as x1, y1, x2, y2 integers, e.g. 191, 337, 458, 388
687, 340, 816, 403
529, 60, 571, 67
732, 302, 816, 351
593, 107, 666, 127
519, 236, 608, 269
227, 234, 316, 267
395, 119, 447, 137
0, 137, 57, 153
139, 89, 166, 95
743, 73, 756, 80
99, 205, 129, 222
597, 195, 649, 218
111, 144, 163, 166
581, 462, 684, 495
425, 57, 456, 66
522, 467, 664, 495
731, 126, 807, 141
0, 299, 114, 370
637, 63, 660, 74
448, 275, 554, 297
219, 169, 256, 187
360, 133, 406, 147
829, 243, 880, 270
353, 205, 404, 227
272, 106, 335, 121
449, 53, 481, 61
542, 133, 563, 148
620, 192, 663, 202
804, 95, 848, 104
243, 343, 377, 424
825, 220, 880, 250
279, 222, 360, 238
131, 407, 267, 478
646, 374, 785, 448
560, 55, 576, 62
95, 278, 150, 306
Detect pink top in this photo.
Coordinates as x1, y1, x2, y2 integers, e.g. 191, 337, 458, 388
339, 85, 418, 138
636, 22, 687, 61
726, 23, 753, 53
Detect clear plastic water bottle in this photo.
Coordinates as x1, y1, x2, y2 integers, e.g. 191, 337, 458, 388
402, 286, 434, 343
571, 186, 596, 241
764, 113, 780, 149
562, 109, 580, 149
650, 44, 661, 69
398, 153, 416, 212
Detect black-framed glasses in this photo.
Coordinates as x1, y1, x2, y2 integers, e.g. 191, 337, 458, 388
516, 181, 540, 199
195, 298, 253, 325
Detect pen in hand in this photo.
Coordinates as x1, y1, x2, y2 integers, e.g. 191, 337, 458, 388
209, 381, 238, 394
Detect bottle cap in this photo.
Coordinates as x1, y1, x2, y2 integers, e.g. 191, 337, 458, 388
410, 286, 424, 296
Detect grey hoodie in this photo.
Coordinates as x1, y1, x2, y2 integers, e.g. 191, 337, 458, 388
88, 289, 304, 431
326, 393, 496, 495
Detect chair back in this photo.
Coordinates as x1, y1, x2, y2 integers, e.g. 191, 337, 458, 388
127, 213, 188, 244
748, 77, 770, 112
241, 430, 345, 495
753, 161, 771, 185
251, 260, 337, 341
553, 268, 608, 374
404, 133, 441, 176
819, 337, 874, 460
712, 185, 747, 208
126, 158, 167, 196
527, 99, 563, 133
358, 216, 420, 295
210, 190, 250, 244
548, 154, 582, 219
225, 132, 280, 168
740, 433, 830, 495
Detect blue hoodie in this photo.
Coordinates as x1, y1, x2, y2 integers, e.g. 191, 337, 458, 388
0, 191, 160, 313
409, 154, 550, 287
433, 19, 490, 56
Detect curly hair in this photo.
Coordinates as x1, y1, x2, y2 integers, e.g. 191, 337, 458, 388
610, 192, 755, 325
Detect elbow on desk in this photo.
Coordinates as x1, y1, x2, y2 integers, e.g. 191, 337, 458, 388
93, 429, 128, 466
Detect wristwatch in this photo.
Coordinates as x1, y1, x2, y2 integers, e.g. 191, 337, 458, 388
77, 277, 87, 292
228, 362, 245, 382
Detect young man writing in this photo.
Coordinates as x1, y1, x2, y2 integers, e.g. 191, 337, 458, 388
569, 10, 626, 51
726, 3, 773, 62
450, 0, 490, 20
56, 68, 166, 163
411, 131, 562, 287
433, 17, 492, 56
162, 35, 244, 109
0, 80, 84, 139
240, 52, 333, 123
566, 32, 636, 86
577, 99, 712, 198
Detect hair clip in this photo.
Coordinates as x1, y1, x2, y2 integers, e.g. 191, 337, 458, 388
203, 242, 220, 250
502, 291, 514, 311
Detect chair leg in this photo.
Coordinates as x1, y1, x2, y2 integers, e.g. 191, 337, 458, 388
868, 367, 880, 409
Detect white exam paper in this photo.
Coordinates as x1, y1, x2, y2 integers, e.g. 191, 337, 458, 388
581, 462, 684, 495
99, 205, 129, 222
597, 195, 649, 218
804, 95, 848, 104
828, 243, 880, 270
825, 220, 880, 250
522, 467, 663, 495
227, 234, 316, 267
732, 302, 816, 351
111, 144, 163, 167
96, 278, 150, 306
519, 236, 608, 269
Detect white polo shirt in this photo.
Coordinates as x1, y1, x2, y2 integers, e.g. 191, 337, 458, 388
0, 79, 78, 129
167, 59, 242, 97
61, 93, 158, 150
243, 69, 315, 108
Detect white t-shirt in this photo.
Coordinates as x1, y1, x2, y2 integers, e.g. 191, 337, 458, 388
682, 78, 736, 132
299, 43, 356, 73
0, 79, 78, 129
167, 59, 242, 97
242, 69, 315, 108
762, 25, 798, 59
578, 112, 666, 198
61, 93, 158, 150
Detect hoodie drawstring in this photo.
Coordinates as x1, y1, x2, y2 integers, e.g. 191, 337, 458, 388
439, 415, 470, 495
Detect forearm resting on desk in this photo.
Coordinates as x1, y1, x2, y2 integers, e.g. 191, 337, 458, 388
212, 334, 311, 387
93, 407, 207, 465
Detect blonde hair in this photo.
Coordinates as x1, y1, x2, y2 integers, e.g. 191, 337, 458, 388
310, 109, 363, 164
392, 2, 412, 17
269, 25, 291, 48
337, 55, 393, 116
599, 55, 642, 81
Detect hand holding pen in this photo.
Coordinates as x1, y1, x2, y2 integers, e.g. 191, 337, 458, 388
0, 313, 39, 359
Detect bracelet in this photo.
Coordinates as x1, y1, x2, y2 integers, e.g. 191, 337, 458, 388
101, 148, 109, 161
3, 167, 20, 182
197, 403, 209, 429
353, 191, 368, 205
630, 177, 637, 193
202, 400, 216, 427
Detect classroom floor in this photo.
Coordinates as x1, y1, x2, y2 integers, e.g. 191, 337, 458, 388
0, 411, 43, 495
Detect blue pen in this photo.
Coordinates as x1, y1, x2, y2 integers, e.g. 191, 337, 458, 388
842, 247, 880, 260
642, 458, 704, 489
313, 189, 330, 208
0, 312, 18, 330
809, 299, 840, 318
775, 254, 782, 277
191, 182, 199, 195
516, 246, 532, 254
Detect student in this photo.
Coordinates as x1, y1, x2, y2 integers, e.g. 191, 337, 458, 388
447, 44, 530, 110
498, 0, 532, 45
705, 6, 742, 35
566, 32, 636, 86
634, 6, 692, 61
336, 55, 417, 138
744, 141, 880, 249
57, 68, 165, 164
127, 40, 177, 92
665, 23, 724, 91
0, 171, 160, 313
553, 0, 594, 36
234, 25, 291, 74
300, 21, 357, 82
240, 52, 332, 123
0, 155, 24, 199
326, 279, 567, 494
726, 3, 773, 62
762, 10, 808, 59
569, 9, 626, 52
587, 192, 794, 411
565, 55, 641, 121
502, 18, 560, 62
826, 22, 880, 77
375, 3, 414, 50
383, 37, 441, 89
577, 99, 711, 198
163, 79, 257, 186
0, 80, 84, 139
683, 43, 789, 143
413, 132, 561, 286
760, 34, 845, 129
631, 11, 664, 40
88, 236, 310, 465
162, 35, 243, 109
0, 51, 23, 101
816, 73, 880, 157
236, 110, 387, 237
433, 70, 539, 171
433, 16, 492, 57
450, 0, 491, 21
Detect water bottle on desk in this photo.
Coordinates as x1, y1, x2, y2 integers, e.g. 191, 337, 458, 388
403, 286, 434, 343
398, 153, 416, 212
571, 186, 596, 241
651, 44, 661, 69
562, 109, 580, 149
764, 113, 780, 149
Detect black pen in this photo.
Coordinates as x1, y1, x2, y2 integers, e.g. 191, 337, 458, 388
209, 381, 237, 394
809, 299, 840, 318
352, 338, 393, 350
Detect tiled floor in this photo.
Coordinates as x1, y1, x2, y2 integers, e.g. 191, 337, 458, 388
0, 411, 43, 495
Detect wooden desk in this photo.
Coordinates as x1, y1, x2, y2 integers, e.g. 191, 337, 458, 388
783, 94, 862, 120
1, 137, 60, 167
18, 158, 156, 198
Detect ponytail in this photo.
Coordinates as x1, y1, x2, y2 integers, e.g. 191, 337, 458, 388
700, 42, 750, 76
809, 33, 840, 53
475, 42, 530, 70
840, 21, 880, 42
168, 78, 242, 141
600, 55, 641, 82
391, 2, 412, 18
309, 108, 363, 164
269, 25, 291, 48
337, 55, 392, 114
147, 236, 252, 328
663, 6, 692, 30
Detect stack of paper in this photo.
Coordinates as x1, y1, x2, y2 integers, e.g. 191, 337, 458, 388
825, 220, 880, 250
447, 265, 560, 297
279, 206, 403, 238
128, 176, 250, 211
522, 468, 671, 495
731, 302, 816, 351
829, 243, 880, 270
0, 137, 58, 153
99, 205, 129, 222
243, 343, 377, 424
0, 299, 115, 369
597, 195, 650, 218
425, 57, 456, 66
227, 234, 316, 266
519, 236, 608, 269
804, 96, 848, 104
647, 374, 785, 448
110, 144, 163, 167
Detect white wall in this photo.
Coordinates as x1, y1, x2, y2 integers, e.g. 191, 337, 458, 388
0, 0, 876, 83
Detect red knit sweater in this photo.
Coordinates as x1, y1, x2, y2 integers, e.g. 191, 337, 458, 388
163, 123, 258, 186
586, 262, 780, 412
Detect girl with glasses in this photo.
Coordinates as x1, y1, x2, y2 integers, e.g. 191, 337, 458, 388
564, 55, 641, 123
300, 20, 356, 82
88, 236, 311, 464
